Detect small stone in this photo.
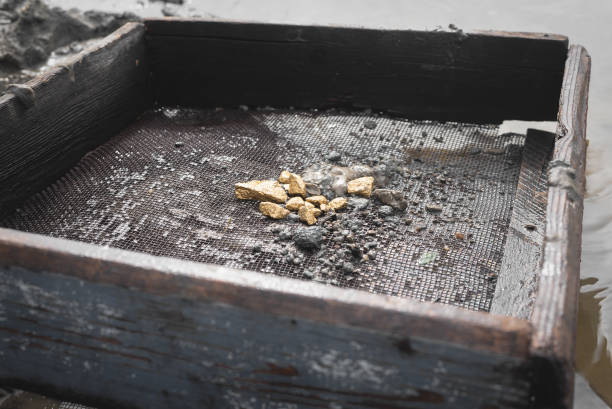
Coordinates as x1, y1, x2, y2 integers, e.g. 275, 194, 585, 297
433, 136, 444, 143
367, 251, 376, 260
287, 213, 299, 222
312, 208, 322, 217
288, 173, 307, 197
298, 206, 317, 225
455, 232, 465, 240
259, 202, 290, 219
415, 224, 426, 232
372, 189, 407, 210
286, 197, 305, 211
235, 180, 287, 203
348, 197, 369, 211
484, 148, 505, 155
278, 170, 292, 183
364, 120, 377, 130
365, 241, 378, 249
329, 197, 348, 211
418, 251, 438, 265
252, 244, 262, 253
278, 229, 292, 240
293, 226, 324, 250
378, 205, 394, 217
306, 195, 328, 206
402, 217, 412, 225
303, 269, 315, 279
425, 204, 443, 213
320, 203, 330, 213
326, 151, 342, 162
174, 141, 184, 147
305, 183, 321, 196
304, 202, 315, 209
342, 262, 355, 274
347, 176, 374, 198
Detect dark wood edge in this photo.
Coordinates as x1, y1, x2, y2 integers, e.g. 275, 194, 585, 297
530, 45, 591, 408
0, 22, 150, 218
3, 22, 143, 98
145, 17, 568, 44
0, 227, 531, 358
472, 29, 568, 43
0, 22, 144, 122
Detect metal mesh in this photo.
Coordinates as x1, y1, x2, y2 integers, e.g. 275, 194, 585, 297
1, 108, 526, 311
0, 389, 91, 409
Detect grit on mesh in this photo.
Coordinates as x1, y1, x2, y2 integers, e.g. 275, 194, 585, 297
1, 108, 527, 312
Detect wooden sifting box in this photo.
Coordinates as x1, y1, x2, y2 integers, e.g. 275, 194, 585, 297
0, 19, 590, 409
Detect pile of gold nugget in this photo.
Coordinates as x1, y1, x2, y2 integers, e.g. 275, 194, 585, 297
235, 170, 374, 225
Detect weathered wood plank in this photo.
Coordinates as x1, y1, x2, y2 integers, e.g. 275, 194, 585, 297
144, 19, 567, 123
0, 228, 531, 358
491, 129, 555, 318
530, 45, 591, 409
0, 22, 151, 219
0, 240, 534, 409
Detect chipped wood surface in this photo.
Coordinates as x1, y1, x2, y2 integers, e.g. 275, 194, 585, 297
0, 236, 533, 408
530, 45, 591, 409
145, 19, 567, 123
0, 22, 151, 219
0, 228, 532, 358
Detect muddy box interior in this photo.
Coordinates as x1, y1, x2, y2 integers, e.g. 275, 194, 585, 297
0, 20, 590, 409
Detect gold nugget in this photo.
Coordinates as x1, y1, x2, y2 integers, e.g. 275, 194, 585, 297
329, 197, 348, 211
259, 202, 290, 219
235, 180, 287, 203
286, 197, 305, 211
306, 195, 328, 206
347, 177, 374, 198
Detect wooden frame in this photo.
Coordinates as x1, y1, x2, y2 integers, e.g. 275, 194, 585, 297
0, 20, 590, 409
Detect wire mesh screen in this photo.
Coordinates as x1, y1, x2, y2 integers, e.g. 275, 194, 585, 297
1, 108, 526, 312
0, 389, 92, 409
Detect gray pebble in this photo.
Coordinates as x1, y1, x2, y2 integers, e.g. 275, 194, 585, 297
378, 205, 394, 217
293, 226, 324, 250
342, 262, 355, 274
426, 204, 443, 213
349, 197, 370, 211
364, 120, 377, 130
365, 241, 378, 249
372, 189, 408, 210
287, 213, 299, 222
350, 245, 362, 259
325, 151, 342, 162
279, 229, 292, 240
305, 183, 321, 196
